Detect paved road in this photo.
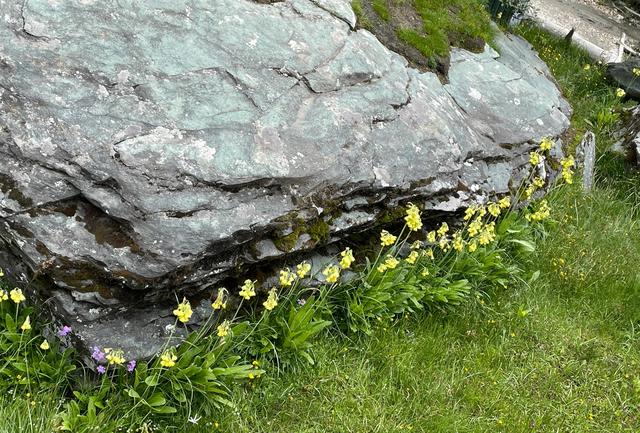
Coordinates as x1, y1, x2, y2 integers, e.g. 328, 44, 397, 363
528, 0, 640, 58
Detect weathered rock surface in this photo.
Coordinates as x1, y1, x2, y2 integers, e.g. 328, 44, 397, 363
0, 0, 570, 359
607, 57, 640, 100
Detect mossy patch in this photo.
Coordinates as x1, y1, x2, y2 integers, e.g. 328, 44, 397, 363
352, 0, 495, 74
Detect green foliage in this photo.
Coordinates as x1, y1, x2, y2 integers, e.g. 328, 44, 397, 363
372, 0, 390, 21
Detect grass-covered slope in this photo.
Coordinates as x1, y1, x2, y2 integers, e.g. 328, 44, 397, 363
352, 0, 495, 73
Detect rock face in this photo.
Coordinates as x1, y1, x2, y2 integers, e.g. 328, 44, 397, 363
607, 58, 640, 100
0, 0, 570, 359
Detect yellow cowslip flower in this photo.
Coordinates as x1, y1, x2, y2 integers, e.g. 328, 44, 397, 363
10, 288, 25, 304
560, 155, 575, 185
339, 247, 355, 269
106, 349, 125, 365
217, 320, 231, 338
383, 255, 399, 270
533, 177, 545, 188
380, 230, 397, 247
0, 290, 8, 301
467, 218, 483, 237
296, 261, 311, 278
20, 315, 31, 332
263, 288, 278, 311
160, 351, 177, 368
404, 203, 423, 231
583, 64, 591, 71
438, 236, 449, 251
452, 232, 464, 252
427, 230, 436, 243
172, 298, 193, 324
478, 222, 496, 246
279, 269, 296, 287
322, 265, 340, 284
487, 202, 500, 217
634, 67, 640, 77
616, 88, 626, 98
410, 240, 422, 250
498, 196, 511, 209
252, 360, 260, 368
463, 206, 476, 221
211, 288, 227, 310
40, 340, 50, 350
0, 268, 3, 277
421, 268, 430, 277
539, 137, 553, 152
526, 200, 551, 222
239, 279, 256, 300
405, 250, 419, 265
436, 222, 449, 237
524, 184, 536, 199
529, 151, 540, 166
468, 240, 478, 253
423, 248, 434, 260
477, 206, 487, 218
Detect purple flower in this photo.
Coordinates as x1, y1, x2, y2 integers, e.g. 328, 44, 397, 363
57, 326, 72, 337
297, 298, 306, 306
91, 346, 106, 362
96, 365, 106, 375
127, 360, 136, 372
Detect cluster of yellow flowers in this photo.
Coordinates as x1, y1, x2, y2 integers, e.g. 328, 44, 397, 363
380, 230, 397, 246
172, 298, 193, 323
616, 88, 626, 98
279, 269, 296, 287
105, 348, 126, 365
217, 320, 231, 338
212, 288, 227, 310
525, 199, 551, 222
340, 247, 355, 269
296, 261, 311, 278
1, 288, 26, 304
377, 255, 399, 273
263, 288, 278, 311
560, 155, 575, 185
322, 264, 340, 283
160, 351, 177, 368
633, 68, 640, 76
404, 203, 422, 231
239, 279, 256, 300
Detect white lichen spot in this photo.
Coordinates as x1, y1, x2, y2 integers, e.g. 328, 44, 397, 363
468, 87, 482, 101
513, 98, 520, 105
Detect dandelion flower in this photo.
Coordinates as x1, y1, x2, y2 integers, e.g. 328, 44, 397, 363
404, 203, 423, 231
339, 247, 355, 269
296, 261, 311, 278
40, 340, 50, 350
322, 265, 340, 284
239, 280, 257, 300
263, 288, 278, 311
380, 230, 397, 247
10, 288, 25, 304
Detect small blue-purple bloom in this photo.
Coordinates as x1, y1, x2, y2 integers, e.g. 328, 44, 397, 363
91, 346, 106, 362
96, 365, 106, 375
127, 360, 136, 372
57, 325, 72, 337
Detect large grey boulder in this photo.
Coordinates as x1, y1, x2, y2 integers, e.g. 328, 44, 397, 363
0, 0, 570, 359
607, 58, 640, 101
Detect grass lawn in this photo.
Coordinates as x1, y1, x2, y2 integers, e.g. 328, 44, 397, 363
1, 24, 639, 433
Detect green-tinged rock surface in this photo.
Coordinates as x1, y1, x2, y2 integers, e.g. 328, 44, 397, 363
0, 0, 570, 359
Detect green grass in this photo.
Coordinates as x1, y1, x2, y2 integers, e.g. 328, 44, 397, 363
372, 0, 391, 21
2, 26, 640, 433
